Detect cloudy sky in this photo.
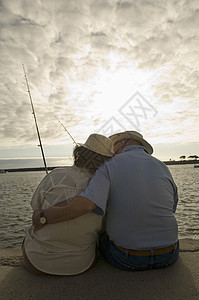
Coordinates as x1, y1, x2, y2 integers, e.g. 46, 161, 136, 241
0, 0, 199, 168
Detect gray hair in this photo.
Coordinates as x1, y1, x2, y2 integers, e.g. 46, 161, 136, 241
73, 145, 111, 173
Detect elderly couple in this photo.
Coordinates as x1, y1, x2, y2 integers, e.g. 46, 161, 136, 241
22, 131, 179, 275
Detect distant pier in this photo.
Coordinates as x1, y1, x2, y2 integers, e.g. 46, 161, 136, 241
0, 160, 199, 173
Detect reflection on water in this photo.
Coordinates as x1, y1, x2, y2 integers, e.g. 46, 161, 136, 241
0, 165, 198, 249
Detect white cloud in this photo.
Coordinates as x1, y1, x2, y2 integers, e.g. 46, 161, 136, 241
0, 0, 199, 164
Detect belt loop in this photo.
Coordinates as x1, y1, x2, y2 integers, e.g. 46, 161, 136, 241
150, 249, 154, 266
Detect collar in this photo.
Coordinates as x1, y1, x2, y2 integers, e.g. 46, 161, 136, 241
121, 145, 149, 154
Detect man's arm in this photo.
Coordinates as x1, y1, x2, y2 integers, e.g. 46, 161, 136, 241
32, 196, 96, 230
32, 163, 110, 230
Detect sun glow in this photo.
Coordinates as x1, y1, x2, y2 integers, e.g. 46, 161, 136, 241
93, 67, 156, 118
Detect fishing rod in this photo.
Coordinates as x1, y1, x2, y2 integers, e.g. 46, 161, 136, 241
22, 64, 48, 174
54, 115, 78, 146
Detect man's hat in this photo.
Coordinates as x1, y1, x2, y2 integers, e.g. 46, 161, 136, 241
109, 131, 153, 155
78, 134, 114, 157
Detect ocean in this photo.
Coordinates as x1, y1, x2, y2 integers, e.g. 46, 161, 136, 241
0, 165, 198, 249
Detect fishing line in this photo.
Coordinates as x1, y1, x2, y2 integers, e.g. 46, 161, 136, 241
54, 115, 78, 146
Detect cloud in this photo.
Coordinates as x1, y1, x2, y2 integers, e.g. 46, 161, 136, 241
0, 0, 199, 161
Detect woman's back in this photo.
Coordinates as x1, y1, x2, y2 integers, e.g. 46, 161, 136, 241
24, 166, 103, 275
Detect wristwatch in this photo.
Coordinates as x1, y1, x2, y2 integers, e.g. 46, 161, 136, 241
40, 210, 47, 225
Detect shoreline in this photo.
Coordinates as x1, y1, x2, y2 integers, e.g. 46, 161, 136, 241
0, 239, 199, 299
1, 159, 199, 173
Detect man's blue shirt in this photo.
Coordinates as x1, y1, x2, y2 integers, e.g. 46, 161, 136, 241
80, 145, 178, 249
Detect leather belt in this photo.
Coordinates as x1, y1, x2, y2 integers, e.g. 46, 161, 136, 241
115, 242, 178, 256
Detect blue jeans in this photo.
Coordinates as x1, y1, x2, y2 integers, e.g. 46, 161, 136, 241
99, 233, 179, 271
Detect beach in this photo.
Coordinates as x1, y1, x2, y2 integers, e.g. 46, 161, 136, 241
0, 239, 198, 300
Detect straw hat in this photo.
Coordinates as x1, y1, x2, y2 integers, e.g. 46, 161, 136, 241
109, 131, 153, 155
78, 134, 114, 157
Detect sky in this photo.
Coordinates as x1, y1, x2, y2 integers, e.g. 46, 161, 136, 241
0, 0, 199, 169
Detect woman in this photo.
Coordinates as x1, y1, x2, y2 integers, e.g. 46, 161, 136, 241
22, 133, 113, 275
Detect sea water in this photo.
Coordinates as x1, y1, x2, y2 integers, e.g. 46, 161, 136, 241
0, 165, 198, 249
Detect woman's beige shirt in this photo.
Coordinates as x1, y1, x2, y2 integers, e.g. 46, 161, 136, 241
24, 166, 102, 275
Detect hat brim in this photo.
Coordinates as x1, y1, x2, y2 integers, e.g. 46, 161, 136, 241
109, 133, 153, 155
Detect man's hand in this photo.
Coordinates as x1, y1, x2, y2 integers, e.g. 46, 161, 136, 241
32, 196, 97, 226
32, 209, 46, 231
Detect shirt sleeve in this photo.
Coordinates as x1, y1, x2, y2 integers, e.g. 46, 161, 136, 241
31, 167, 91, 210
80, 164, 110, 215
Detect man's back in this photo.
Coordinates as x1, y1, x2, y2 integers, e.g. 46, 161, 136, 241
80, 132, 179, 270
105, 145, 178, 249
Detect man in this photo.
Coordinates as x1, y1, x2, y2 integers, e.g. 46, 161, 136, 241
33, 131, 179, 271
